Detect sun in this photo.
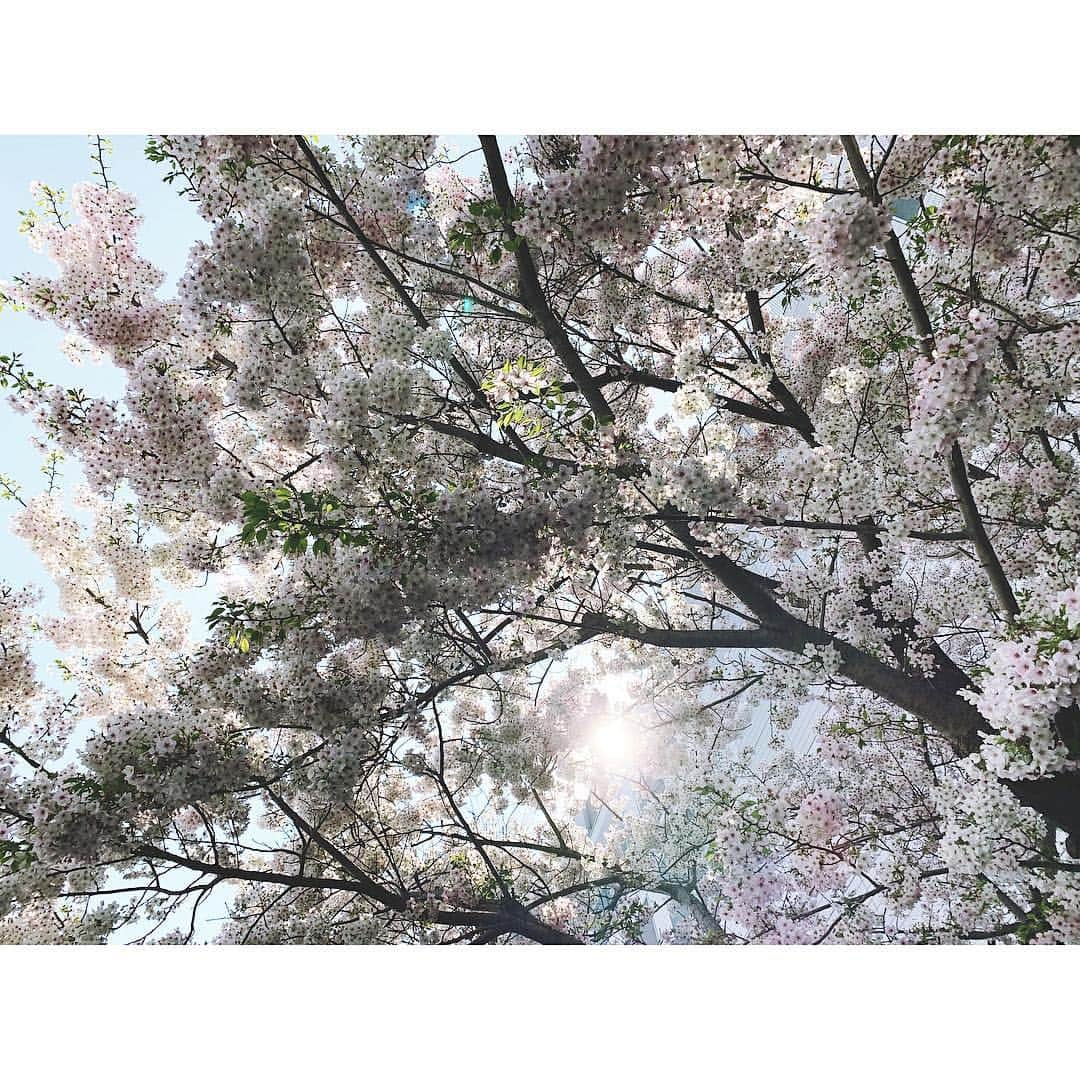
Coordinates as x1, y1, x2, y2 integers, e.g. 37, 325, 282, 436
590, 717, 633, 768
585, 673, 639, 770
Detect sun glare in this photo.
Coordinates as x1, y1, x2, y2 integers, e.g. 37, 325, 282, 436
590, 718, 633, 767
586, 673, 639, 769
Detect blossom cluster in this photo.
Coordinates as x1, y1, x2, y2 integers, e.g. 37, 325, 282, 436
4, 183, 167, 361
907, 308, 997, 458
963, 585, 1080, 780
806, 194, 891, 286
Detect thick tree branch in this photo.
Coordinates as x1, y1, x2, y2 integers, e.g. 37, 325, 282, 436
480, 135, 618, 428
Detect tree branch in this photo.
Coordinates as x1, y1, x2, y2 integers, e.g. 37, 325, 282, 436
480, 135, 618, 427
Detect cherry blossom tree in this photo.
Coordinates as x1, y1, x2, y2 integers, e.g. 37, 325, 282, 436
1, 134, 1079, 944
